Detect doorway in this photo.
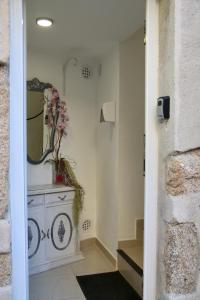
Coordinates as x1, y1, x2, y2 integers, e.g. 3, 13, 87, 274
10, 0, 159, 299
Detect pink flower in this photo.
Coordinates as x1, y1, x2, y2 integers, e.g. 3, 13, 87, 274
45, 87, 69, 136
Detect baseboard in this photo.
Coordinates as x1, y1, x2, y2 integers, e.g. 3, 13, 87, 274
95, 238, 117, 267
136, 219, 144, 242
80, 237, 117, 267
80, 237, 96, 251
29, 253, 84, 276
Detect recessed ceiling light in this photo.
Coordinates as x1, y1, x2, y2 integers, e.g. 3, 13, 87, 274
36, 18, 53, 28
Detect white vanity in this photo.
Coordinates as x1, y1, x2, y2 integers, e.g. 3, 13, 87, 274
28, 184, 83, 275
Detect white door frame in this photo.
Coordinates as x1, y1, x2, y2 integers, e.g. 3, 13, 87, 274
10, 0, 28, 299
143, 0, 159, 299
9, 0, 159, 299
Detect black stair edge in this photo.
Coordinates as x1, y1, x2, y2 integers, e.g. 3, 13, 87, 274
117, 249, 143, 277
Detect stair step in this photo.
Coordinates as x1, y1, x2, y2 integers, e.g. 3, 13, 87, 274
117, 249, 143, 276
117, 249, 143, 298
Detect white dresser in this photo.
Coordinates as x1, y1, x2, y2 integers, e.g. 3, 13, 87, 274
28, 184, 83, 275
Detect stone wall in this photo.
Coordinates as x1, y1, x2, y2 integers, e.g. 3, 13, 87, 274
158, 0, 200, 299
0, 0, 11, 299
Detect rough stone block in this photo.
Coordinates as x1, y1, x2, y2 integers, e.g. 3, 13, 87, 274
0, 285, 11, 300
0, 66, 9, 218
164, 222, 199, 294
166, 149, 200, 196
0, 0, 9, 64
0, 254, 11, 287
0, 220, 10, 253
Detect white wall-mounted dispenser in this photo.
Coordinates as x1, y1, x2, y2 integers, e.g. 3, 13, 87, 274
100, 101, 116, 123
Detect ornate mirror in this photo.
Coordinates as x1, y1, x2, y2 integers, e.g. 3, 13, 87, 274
27, 78, 56, 164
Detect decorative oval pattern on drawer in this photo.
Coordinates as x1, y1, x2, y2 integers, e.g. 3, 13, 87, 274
51, 213, 73, 251
27, 195, 44, 207
28, 218, 41, 259
45, 191, 75, 206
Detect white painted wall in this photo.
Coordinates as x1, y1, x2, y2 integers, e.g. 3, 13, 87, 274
95, 29, 145, 254
96, 47, 119, 258
63, 57, 98, 239
27, 50, 98, 239
27, 34, 145, 249
118, 28, 145, 240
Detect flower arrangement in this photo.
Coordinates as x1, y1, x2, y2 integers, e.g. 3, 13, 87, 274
45, 89, 68, 152
55, 158, 84, 227
45, 87, 84, 227
45, 87, 68, 182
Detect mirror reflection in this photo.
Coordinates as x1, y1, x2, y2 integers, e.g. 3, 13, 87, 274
27, 78, 54, 164
27, 90, 44, 161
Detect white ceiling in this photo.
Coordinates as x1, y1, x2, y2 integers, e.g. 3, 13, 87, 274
26, 0, 145, 60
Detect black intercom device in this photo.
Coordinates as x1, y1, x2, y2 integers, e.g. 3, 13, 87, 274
157, 96, 170, 121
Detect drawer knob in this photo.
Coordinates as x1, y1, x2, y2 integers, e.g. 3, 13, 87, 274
58, 195, 67, 201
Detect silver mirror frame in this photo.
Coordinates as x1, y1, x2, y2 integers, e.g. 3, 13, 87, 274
27, 78, 56, 165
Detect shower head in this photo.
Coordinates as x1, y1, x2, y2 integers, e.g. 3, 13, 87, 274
63, 57, 78, 70
63, 57, 78, 96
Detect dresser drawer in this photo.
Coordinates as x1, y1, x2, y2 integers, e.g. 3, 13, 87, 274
45, 191, 75, 206
27, 195, 44, 207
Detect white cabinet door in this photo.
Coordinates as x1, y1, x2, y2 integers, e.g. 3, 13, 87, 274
28, 205, 45, 269
45, 203, 75, 261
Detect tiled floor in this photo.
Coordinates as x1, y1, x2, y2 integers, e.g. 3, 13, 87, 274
29, 243, 116, 300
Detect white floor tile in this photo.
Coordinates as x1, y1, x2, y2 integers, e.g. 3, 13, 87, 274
29, 242, 115, 300
71, 245, 115, 276
29, 265, 85, 300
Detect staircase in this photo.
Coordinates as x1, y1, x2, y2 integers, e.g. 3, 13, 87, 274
117, 219, 144, 298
